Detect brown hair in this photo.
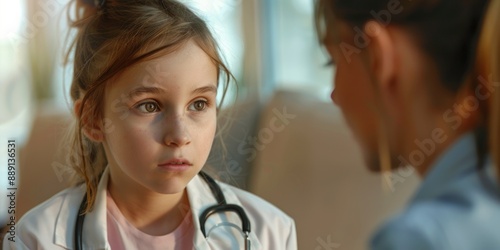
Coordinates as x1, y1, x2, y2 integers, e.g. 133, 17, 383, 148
315, 0, 500, 180
64, 0, 234, 213
476, 0, 500, 180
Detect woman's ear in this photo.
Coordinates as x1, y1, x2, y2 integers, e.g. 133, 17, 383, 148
74, 99, 105, 142
364, 21, 397, 89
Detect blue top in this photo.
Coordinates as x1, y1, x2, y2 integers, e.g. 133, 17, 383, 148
370, 132, 500, 249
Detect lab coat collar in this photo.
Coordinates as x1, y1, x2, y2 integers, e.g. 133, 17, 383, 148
54, 168, 110, 249
53, 168, 262, 249
54, 168, 110, 250
410, 132, 495, 204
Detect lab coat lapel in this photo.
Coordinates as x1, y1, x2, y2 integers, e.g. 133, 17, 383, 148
187, 174, 262, 249
53, 184, 86, 249
54, 168, 110, 250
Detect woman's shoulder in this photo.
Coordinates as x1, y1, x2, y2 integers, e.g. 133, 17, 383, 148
371, 195, 500, 250
370, 204, 441, 250
371, 157, 500, 249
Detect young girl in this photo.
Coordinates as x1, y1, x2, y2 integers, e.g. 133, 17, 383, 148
316, 0, 500, 249
3, 0, 296, 249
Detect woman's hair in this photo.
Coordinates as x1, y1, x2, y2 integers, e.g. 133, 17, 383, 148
477, 0, 500, 180
315, 0, 500, 180
64, 0, 234, 213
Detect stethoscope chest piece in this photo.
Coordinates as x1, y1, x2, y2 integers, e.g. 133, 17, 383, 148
198, 172, 252, 250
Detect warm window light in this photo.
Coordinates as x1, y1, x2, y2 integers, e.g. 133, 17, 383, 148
292, 0, 314, 15
188, 0, 239, 17
0, 0, 23, 41
182, 0, 243, 107
0, 0, 26, 229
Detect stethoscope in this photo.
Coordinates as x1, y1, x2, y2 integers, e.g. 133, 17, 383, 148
74, 171, 252, 250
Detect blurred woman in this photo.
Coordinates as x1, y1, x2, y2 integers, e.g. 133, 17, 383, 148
316, 0, 500, 248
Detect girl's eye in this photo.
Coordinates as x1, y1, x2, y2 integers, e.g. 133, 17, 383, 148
189, 100, 208, 111
137, 102, 160, 113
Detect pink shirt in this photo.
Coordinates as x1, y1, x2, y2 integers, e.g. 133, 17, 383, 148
106, 192, 194, 250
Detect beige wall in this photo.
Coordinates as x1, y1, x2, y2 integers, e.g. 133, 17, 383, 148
16, 108, 71, 218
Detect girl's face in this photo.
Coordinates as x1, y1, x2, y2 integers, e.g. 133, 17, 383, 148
101, 40, 218, 194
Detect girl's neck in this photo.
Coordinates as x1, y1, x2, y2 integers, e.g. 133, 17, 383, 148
107, 177, 190, 236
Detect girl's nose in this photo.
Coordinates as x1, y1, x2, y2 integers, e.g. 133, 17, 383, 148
163, 116, 191, 147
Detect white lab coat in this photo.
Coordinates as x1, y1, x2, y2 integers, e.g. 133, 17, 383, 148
3, 168, 297, 249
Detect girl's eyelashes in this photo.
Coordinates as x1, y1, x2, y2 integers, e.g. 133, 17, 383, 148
136, 101, 161, 113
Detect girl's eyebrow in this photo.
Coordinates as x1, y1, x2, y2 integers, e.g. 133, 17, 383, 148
126, 85, 217, 99
127, 86, 164, 99
192, 85, 217, 95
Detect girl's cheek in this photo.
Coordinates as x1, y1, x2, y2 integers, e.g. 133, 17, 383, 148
190, 109, 217, 122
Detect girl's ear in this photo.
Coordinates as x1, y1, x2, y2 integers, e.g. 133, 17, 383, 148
364, 21, 397, 90
74, 99, 105, 142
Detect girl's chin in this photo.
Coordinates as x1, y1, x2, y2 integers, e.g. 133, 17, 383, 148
152, 186, 188, 195
147, 178, 191, 195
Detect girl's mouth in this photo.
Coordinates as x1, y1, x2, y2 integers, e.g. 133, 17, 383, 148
158, 158, 193, 171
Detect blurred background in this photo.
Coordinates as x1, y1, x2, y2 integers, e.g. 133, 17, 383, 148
0, 0, 419, 249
